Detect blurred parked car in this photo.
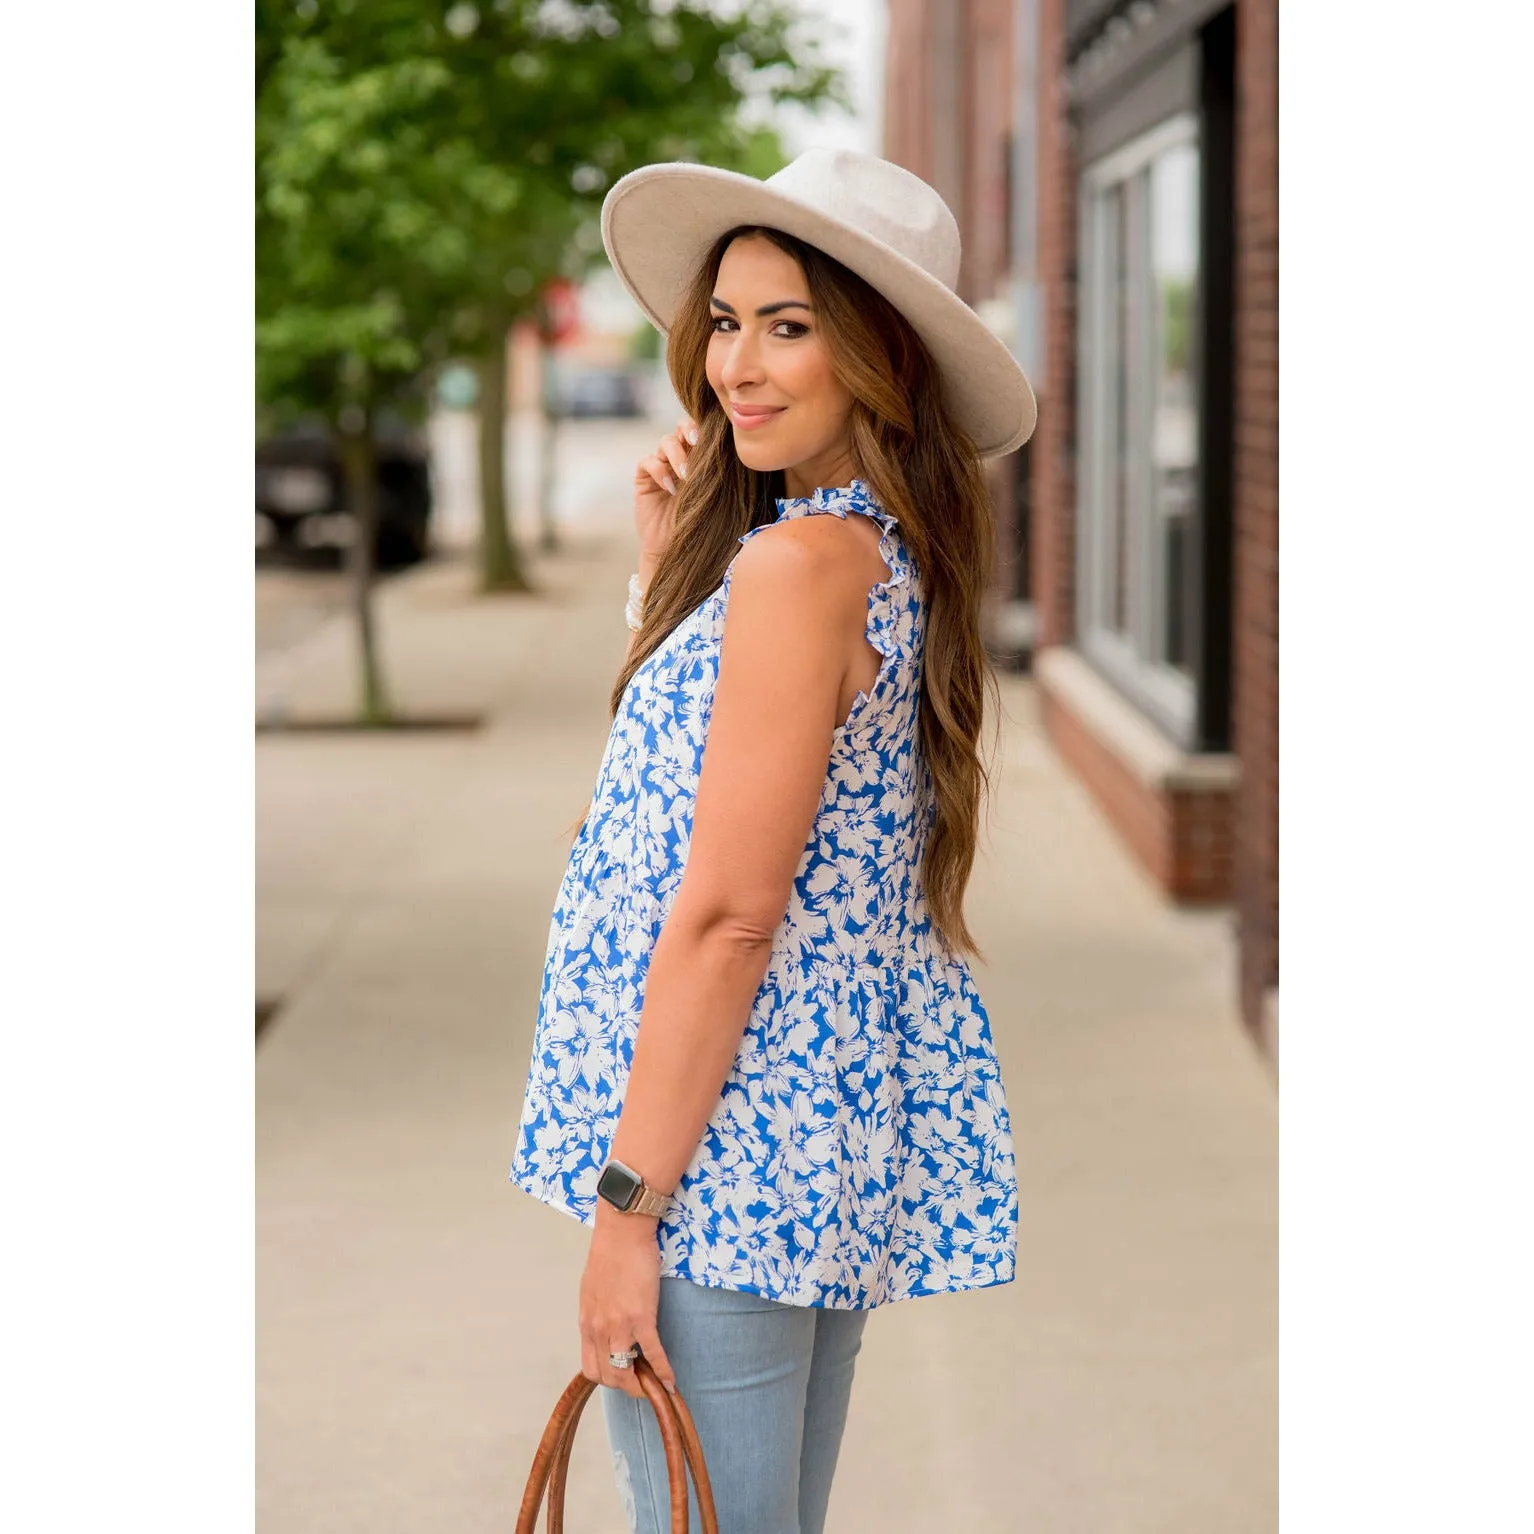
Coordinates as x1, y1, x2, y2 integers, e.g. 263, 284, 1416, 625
255, 420, 433, 568
559, 366, 645, 419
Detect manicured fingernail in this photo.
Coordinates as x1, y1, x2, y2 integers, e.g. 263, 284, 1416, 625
662, 475, 677, 495
686, 427, 698, 444
677, 462, 688, 477
665, 1380, 677, 1394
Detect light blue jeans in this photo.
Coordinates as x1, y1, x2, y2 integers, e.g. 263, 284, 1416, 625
600, 1276, 870, 1534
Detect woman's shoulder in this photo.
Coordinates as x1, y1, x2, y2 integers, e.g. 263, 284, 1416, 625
727, 508, 892, 620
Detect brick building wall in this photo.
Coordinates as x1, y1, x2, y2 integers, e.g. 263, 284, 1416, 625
1033, 0, 1076, 650
885, 0, 1018, 307
887, 1, 1278, 1044
963, 0, 1023, 616
885, 0, 1028, 640
883, 0, 1276, 1049
1232, 0, 1280, 1029
961, 0, 1018, 305
1024, 0, 1277, 1049
882, 0, 937, 186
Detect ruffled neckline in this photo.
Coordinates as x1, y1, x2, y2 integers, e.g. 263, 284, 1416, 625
774, 477, 896, 525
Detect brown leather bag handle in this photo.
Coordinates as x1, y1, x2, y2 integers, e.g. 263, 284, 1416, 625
515, 1357, 719, 1534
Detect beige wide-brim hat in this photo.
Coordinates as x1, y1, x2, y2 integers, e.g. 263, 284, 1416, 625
601, 148, 1037, 459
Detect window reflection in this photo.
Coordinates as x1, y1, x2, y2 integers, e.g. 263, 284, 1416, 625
1078, 117, 1202, 737
1150, 143, 1199, 675
1109, 182, 1130, 634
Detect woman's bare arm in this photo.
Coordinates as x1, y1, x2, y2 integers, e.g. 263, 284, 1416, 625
579, 514, 871, 1396
604, 517, 868, 1200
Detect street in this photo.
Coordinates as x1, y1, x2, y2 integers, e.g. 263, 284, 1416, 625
255, 427, 1277, 1532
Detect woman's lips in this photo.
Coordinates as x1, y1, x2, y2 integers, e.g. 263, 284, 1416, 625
728, 403, 786, 431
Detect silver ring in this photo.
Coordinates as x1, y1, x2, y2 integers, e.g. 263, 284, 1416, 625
608, 1347, 639, 1370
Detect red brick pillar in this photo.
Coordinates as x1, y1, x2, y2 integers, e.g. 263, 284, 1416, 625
1233, 0, 1280, 1030
1031, 0, 1075, 649
882, 0, 935, 182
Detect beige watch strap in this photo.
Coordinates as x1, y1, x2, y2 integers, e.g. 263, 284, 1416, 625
628, 1184, 673, 1218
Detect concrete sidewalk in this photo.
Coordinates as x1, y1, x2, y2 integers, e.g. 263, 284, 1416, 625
256, 521, 1277, 1533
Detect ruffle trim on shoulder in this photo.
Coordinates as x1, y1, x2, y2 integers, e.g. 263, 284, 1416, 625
770, 478, 896, 525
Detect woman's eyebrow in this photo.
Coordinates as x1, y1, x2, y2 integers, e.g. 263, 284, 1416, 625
709, 297, 814, 317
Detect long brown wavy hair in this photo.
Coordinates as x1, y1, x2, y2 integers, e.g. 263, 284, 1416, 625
580, 225, 1003, 962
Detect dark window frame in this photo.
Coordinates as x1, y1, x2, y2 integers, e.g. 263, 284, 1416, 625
1071, 9, 1236, 752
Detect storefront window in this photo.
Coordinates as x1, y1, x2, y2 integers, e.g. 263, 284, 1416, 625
1078, 115, 1201, 742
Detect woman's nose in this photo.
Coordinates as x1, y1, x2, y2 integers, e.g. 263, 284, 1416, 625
718, 331, 765, 392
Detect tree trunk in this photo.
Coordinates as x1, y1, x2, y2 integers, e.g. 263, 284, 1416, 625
474, 323, 531, 592
538, 331, 559, 554
337, 414, 393, 726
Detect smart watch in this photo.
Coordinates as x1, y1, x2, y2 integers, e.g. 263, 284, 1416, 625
595, 1157, 673, 1218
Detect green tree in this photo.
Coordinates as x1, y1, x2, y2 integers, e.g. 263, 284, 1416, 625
257, 2, 844, 716
1161, 276, 1194, 377
423, 3, 839, 586
258, 37, 477, 722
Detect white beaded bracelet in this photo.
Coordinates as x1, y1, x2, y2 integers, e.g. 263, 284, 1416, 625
624, 571, 646, 632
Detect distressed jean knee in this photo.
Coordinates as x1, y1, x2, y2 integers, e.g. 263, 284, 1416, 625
611, 1447, 638, 1534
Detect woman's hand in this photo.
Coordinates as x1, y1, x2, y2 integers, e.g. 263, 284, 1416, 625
578, 1207, 677, 1400
634, 415, 698, 568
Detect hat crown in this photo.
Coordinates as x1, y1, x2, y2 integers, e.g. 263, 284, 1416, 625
764, 149, 962, 293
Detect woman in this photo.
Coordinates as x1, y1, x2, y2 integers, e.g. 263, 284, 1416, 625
511, 148, 1037, 1533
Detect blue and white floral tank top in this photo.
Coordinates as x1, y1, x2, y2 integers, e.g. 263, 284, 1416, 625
510, 478, 1019, 1309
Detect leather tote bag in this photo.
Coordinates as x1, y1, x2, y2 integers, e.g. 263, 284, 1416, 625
515, 1357, 719, 1533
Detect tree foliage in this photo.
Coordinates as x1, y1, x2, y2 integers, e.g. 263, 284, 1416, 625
254, 0, 843, 717
256, 0, 844, 425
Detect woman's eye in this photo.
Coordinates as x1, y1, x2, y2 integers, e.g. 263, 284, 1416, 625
708, 316, 808, 338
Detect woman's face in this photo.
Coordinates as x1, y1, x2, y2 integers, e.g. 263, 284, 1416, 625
705, 234, 856, 495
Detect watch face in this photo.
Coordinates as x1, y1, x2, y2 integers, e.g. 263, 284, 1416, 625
597, 1161, 641, 1211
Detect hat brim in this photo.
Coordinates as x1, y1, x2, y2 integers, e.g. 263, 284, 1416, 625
601, 162, 1038, 459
